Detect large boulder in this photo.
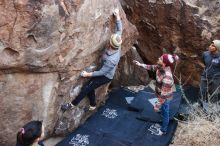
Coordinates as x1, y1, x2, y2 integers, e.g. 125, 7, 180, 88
120, 0, 220, 86
0, 0, 137, 145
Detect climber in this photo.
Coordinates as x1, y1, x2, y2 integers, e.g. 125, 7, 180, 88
16, 120, 45, 146
61, 8, 123, 111
200, 40, 220, 106
133, 53, 179, 135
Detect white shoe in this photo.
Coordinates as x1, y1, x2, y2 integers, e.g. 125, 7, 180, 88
155, 129, 165, 136
157, 129, 163, 135
89, 105, 96, 111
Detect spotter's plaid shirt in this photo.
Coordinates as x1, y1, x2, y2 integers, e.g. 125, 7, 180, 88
143, 64, 174, 99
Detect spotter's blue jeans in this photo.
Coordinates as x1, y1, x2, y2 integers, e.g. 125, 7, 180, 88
161, 99, 170, 133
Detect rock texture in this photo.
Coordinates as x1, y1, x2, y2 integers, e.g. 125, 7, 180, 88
113, 46, 149, 87
1, 0, 219, 145
120, 0, 220, 86
0, 73, 59, 145
0, 0, 137, 145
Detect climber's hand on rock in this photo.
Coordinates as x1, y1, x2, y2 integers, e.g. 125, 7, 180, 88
113, 8, 119, 16
81, 71, 92, 77
113, 8, 120, 20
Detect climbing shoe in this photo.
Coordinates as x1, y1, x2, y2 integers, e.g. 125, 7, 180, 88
89, 105, 96, 111
155, 129, 166, 136
61, 103, 74, 111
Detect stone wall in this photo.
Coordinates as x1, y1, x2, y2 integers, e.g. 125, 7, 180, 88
0, 0, 137, 145
120, 0, 220, 86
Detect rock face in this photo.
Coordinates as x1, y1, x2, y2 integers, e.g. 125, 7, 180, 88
120, 0, 220, 86
0, 0, 137, 145
1, 0, 219, 145
0, 73, 59, 144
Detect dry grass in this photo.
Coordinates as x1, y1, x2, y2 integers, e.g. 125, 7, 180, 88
174, 115, 220, 146
173, 82, 220, 146
172, 64, 220, 146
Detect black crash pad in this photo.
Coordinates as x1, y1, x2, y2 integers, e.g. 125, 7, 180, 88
129, 89, 182, 122
56, 88, 178, 146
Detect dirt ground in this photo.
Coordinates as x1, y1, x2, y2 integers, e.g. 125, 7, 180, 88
172, 117, 220, 146
44, 137, 64, 146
